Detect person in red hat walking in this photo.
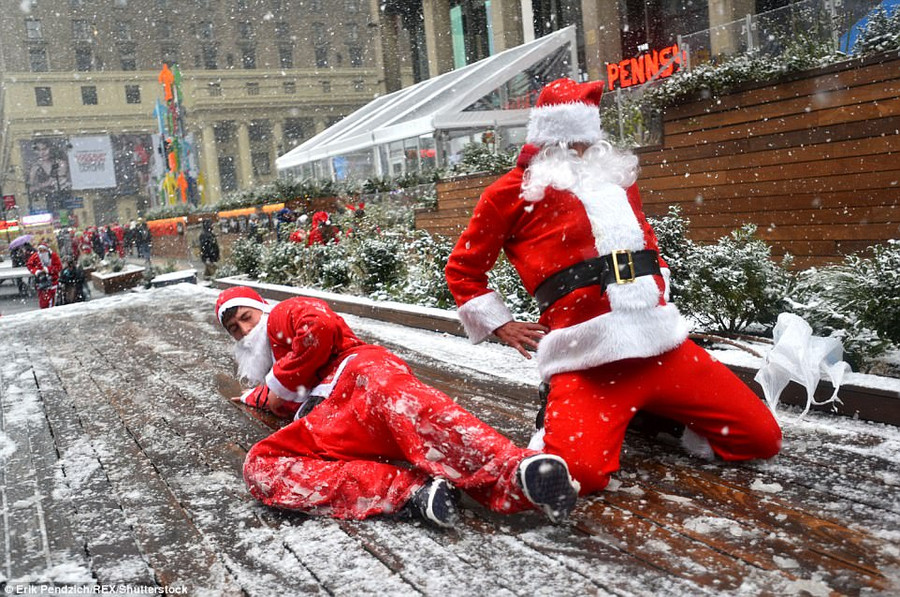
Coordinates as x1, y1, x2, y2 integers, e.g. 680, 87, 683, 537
445, 78, 782, 495
26, 242, 62, 309
214, 285, 580, 527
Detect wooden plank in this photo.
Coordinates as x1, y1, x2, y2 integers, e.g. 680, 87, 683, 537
645, 189, 900, 217
48, 347, 237, 593
0, 349, 91, 585
665, 78, 900, 136
640, 135, 899, 180
663, 97, 900, 149
28, 362, 156, 585
642, 170, 900, 203
658, 205, 899, 229
640, 153, 899, 192
663, 56, 900, 121
638, 114, 900, 167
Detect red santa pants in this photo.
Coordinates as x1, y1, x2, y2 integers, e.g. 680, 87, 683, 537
37, 286, 57, 309
542, 340, 782, 494
243, 346, 537, 519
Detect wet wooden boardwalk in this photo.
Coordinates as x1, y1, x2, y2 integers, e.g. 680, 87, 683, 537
1, 285, 898, 595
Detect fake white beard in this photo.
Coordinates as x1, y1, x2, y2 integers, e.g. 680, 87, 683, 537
520, 141, 640, 202
233, 314, 274, 386
39, 252, 51, 267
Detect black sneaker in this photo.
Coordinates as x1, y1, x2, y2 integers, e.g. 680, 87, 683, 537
517, 454, 579, 524
406, 478, 460, 528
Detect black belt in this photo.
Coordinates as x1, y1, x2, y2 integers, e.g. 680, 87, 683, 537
534, 250, 661, 313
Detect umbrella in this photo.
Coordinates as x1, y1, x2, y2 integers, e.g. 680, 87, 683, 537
8, 234, 33, 251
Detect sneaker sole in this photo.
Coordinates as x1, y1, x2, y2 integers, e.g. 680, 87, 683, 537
425, 480, 459, 528
519, 455, 579, 524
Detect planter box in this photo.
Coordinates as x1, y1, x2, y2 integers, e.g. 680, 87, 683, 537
91, 265, 146, 294
151, 269, 197, 288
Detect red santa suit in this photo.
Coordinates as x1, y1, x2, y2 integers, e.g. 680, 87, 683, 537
216, 287, 548, 520
26, 245, 62, 309
445, 78, 781, 494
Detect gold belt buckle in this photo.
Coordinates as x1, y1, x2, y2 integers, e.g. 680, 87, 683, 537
612, 250, 635, 284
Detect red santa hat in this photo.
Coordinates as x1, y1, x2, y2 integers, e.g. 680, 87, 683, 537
525, 78, 604, 147
37, 243, 50, 252
215, 286, 272, 324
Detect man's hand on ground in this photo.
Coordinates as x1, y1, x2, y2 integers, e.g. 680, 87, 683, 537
494, 321, 549, 359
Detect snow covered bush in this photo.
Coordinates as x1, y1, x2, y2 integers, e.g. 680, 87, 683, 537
675, 225, 792, 334
789, 240, 900, 371
257, 240, 305, 286
353, 235, 404, 295
488, 255, 539, 321
229, 237, 263, 279
853, 5, 900, 54
647, 205, 694, 304
396, 231, 456, 309
441, 143, 517, 178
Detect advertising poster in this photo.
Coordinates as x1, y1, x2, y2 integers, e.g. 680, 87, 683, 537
68, 135, 117, 190
20, 137, 73, 215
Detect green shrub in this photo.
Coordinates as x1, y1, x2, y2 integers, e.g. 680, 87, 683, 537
354, 236, 403, 294
647, 205, 694, 304
673, 225, 792, 334
397, 230, 456, 309
852, 5, 900, 54
229, 237, 263, 278
789, 241, 900, 371
488, 254, 539, 321
257, 241, 305, 285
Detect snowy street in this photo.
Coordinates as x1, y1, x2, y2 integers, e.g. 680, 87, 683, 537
0, 284, 898, 595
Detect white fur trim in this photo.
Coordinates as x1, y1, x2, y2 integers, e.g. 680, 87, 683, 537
606, 276, 662, 311
527, 427, 546, 451
573, 181, 645, 255
536, 305, 690, 380
457, 291, 514, 344
661, 267, 671, 302
218, 297, 272, 322
265, 368, 309, 403
526, 103, 602, 146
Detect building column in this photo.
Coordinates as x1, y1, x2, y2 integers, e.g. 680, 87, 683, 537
490, 0, 524, 53
520, 0, 535, 42
581, 0, 624, 83
708, 0, 755, 57
236, 121, 253, 189
370, 0, 402, 92
422, 0, 454, 76
199, 124, 222, 205
273, 120, 284, 157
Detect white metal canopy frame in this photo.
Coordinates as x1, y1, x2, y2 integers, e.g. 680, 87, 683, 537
276, 27, 579, 181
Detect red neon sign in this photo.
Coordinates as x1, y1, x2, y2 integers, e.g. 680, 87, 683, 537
606, 44, 685, 91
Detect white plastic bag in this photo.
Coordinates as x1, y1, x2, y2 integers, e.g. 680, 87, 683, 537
754, 313, 851, 423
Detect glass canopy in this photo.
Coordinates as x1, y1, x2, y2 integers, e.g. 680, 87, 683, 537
276, 27, 578, 182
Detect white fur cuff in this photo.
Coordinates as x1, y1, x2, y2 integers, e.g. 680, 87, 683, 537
456, 291, 514, 344
526, 103, 602, 146
265, 369, 309, 403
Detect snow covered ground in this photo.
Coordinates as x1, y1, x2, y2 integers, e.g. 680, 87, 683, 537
0, 283, 897, 595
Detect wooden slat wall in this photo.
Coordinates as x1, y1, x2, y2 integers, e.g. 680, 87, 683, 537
416, 53, 899, 269
414, 174, 499, 238
638, 53, 900, 270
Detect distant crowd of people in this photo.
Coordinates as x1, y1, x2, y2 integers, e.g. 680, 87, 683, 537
7, 219, 153, 310
231, 204, 365, 248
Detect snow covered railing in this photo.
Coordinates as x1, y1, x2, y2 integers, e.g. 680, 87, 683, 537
214, 276, 900, 426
